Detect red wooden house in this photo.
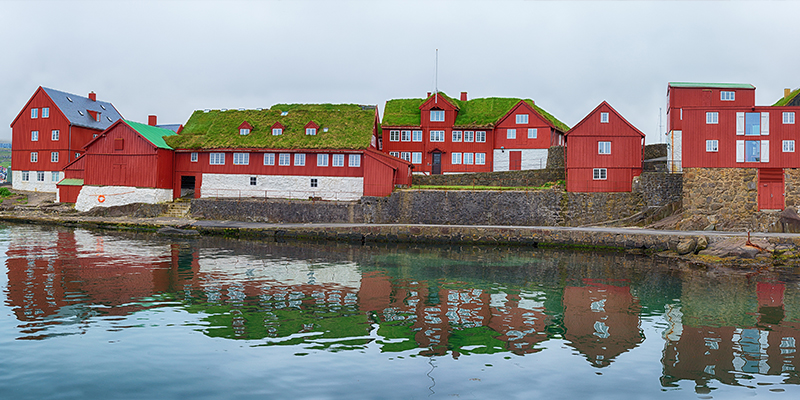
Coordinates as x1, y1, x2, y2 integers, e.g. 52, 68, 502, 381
381, 92, 568, 174
10, 87, 123, 192
565, 102, 644, 192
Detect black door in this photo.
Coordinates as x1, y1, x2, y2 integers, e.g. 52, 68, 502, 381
431, 152, 442, 175
180, 175, 196, 198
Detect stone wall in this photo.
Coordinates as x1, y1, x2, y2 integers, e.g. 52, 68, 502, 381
644, 144, 667, 160
546, 146, 565, 169
678, 168, 767, 231
191, 198, 364, 223
634, 172, 683, 208
412, 168, 564, 188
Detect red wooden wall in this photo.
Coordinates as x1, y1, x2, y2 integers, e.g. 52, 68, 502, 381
494, 102, 557, 151
667, 86, 755, 132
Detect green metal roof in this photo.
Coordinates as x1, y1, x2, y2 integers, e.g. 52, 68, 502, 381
125, 120, 178, 150
57, 178, 84, 186
668, 82, 755, 89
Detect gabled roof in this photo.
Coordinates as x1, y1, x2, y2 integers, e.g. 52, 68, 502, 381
773, 88, 800, 107
83, 119, 177, 150
382, 92, 569, 131
41, 87, 123, 129
565, 101, 645, 138
165, 104, 377, 150
668, 82, 755, 89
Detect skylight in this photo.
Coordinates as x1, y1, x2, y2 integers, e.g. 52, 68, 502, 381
67, 96, 73, 102
107, 116, 112, 122
281, 111, 289, 116
78, 110, 84, 116
100, 105, 106, 110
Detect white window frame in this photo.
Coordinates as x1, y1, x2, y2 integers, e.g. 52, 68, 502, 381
233, 152, 249, 165
784, 112, 795, 125
706, 140, 719, 152
593, 168, 607, 180
598, 141, 611, 154
250, 177, 257, 186
31, 130, 38, 142
272, 128, 282, 136
516, 114, 529, 124
42, 107, 49, 118
348, 154, 361, 167
317, 153, 329, 167
464, 131, 474, 142
430, 110, 444, 122
464, 153, 474, 165
400, 152, 411, 162
31, 108, 38, 119
209, 152, 225, 165
600, 112, 609, 123
389, 130, 400, 142
239, 128, 250, 135
401, 130, 411, 142
332, 154, 345, 167
476, 131, 486, 143
476, 153, 486, 165
310, 178, 318, 188
430, 130, 445, 142
389, 151, 400, 158
263, 153, 275, 165
507, 129, 516, 139
21, 171, 30, 181
721, 91, 735, 101
51, 151, 58, 163
784, 140, 795, 153
37, 171, 45, 182
412, 130, 422, 142
452, 131, 462, 142
278, 153, 291, 166
30, 152, 38, 163
51, 171, 59, 182
412, 152, 422, 164
51, 130, 59, 141
306, 128, 316, 136
706, 112, 719, 124
528, 128, 537, 139
452, 152, 462, 165
191, 152, 198, 162
294, 153, 305, 166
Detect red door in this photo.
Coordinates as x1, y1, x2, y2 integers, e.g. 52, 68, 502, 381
509, 151, 522, 171
758, 168, 784, 210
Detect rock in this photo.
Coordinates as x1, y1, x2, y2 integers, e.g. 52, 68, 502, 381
696, 236, 709, 252
703, 224, 715, 231
697, 237, 767, 259
157, 226, 199, 236
779, 208, 800, 233
676, 238, 697, 255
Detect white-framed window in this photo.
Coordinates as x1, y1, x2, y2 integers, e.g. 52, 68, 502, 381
389, 151, 400, 158
430, 110, 444, 122
209, 152, 225, 165
250, 177, 257, 186
191, 152, 198, 162
401, 130, 411, 141
412, 152, 422, 164
598, 141, 611, 154
507, 129, 516, 139
317, 154, 329, 166
239, 128, 250, 135
21, 171, 29, 181
593, 168, 607, 180
464, 131, 474, 142
784, 140, 795, 153
306, 128, 316, 136
706, 140, 719, 152
30, 152, 38, 162
464, 153, 474, 165
452, 131, 462, 142
476, 131, 486, 142
51, 171, 59, 182
51, 130, 59, 141
706, 112, 719, 124
528, 128, 537, 139
516, 114, 529, 124
310, 178, 318, 188
272, 128, 282, 136
264, 153, 275, 165
389, 130, 400, 141
452, 152, 462, 165
233, 153, 249, 165
430, 130, 445, 142
51, 152, 58, 163
400, 152, 411, 162
476, 153, 486, 165
600, 112, 609, 123
37, 171, 45, 182
784, 112, 795, 124
279, 153, 291, 166
294, 153, 306, 166
412, 130, 423, 142
31, 130, 38, 141
42, 107, 49, 118
348, 154, 361, 167
75, 152, 80, 159
721, 91, 735, 101
332, 154, 345, 167
31, 108, 38, 119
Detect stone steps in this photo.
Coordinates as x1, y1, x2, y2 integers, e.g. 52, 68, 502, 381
160, 201, 191, 218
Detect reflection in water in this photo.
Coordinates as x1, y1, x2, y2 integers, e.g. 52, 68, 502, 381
3, 224, 800, 396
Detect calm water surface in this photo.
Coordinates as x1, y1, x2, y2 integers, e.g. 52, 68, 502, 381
1, 224, 800, 399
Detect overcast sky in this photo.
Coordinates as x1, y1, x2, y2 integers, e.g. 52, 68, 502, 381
2, 0, 800, 144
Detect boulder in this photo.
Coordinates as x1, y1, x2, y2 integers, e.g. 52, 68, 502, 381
676, 238, 697, 255
696, 236, 709, 252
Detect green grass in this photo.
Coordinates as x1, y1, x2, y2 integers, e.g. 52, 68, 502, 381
413, 181, 563, 191
773, 88, 800, 106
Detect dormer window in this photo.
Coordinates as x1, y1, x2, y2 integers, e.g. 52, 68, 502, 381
273, 128, 282, 135
306, 128, 316, 135
238, 121, 253, 135
430, 110, 445, 122
95, 112, 101, 122
240, 128, 250, 135
304, 121, 319, 136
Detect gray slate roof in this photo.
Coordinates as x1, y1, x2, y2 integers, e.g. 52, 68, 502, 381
42, 87, 123, 130
156, 124, 182, 133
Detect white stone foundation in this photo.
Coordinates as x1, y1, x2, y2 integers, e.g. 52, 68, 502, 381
12, 170, 61, 193
75, 186, 173, 212
200, 174, 364, 201
493, 148, 549, 171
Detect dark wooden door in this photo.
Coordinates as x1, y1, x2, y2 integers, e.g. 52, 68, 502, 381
509, 151, 522, 170
432, 152, 442, 175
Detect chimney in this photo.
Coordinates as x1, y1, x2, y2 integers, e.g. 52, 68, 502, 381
427, 92, 431, 98
460, 92, 467, 101
88, 92, 96, 101
786, 88, 792, 98
148, 115, 158, 126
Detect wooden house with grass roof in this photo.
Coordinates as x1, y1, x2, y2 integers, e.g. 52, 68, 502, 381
381, 91, 569, 174
165, 104, 412, 201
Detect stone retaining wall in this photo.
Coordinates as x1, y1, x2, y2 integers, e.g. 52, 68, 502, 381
679, 167, 769, 231
412, 168, 564, 187
634, 172, 683, 207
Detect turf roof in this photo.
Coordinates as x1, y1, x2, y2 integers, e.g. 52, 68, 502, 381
165, 104, 376, 150
773, 88, 800, 106
381, 93, 569, 131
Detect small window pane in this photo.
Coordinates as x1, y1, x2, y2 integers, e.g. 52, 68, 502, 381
264, 153, 275, 165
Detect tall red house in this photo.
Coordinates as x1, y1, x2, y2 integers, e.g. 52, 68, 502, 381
565, 102, 645, 192
10, 87, 124, 192
381, 92, 568, 174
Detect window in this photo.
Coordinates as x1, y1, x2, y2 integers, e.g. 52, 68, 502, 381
306, 128, 316, 135
516, 114, 529, 124
706, 112, 719, 124
250, 177, 257, 186
279, 153, 291, 166
476, 131, 486, 142
706, 140, 719, 152
310, 178, 318, 188
507, 129, 516, 139
593, 168, 607, 180
51, 130, 59, 141
191, 152, 198, 162
430, 130, 445, 142
721, 91, 735, 101
349, 154, 361, 167
30, 152, 38, 162
51, 172, 59, 182
784, 112, 795, 124
412, 152, 422, 164
600, 112, 609, 123
464, 153, 474, 165
31, 131, 38, 141
401, 130, 411, 141
317, 154, 329, 167
528, 128, 538, 139
452, 152, 462, 165
239, 128, 250, 135
452, 131, 462, 142
784, 140, 795, 152
233, 153, 249, 165
745, 112, 759, 135
51, 152, 58, 163
95, 112, 101, 122
37, 171, 45, 182
294, 153, 305, 166
430, 110, 444, 122
598, 141, 611, 154
264, 153, 275, 165
389, 130, 400, 141
272, 128, 282, 135
332, 154, 345, 167
476, 153, 486, 165
31, 108, 38, 119
412, 130, 423, 142
389, 151, 400, 158
400, 152, 411, 162
75, 152, 80, 159
464, 131, 474, 142
746, 140, 761, 162
21, 171, 29, 181
42, 107, 49, 118
209, 153, 225, 165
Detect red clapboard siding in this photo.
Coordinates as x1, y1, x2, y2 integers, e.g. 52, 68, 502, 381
494, 101, 556, 151
667, 85, 756, 132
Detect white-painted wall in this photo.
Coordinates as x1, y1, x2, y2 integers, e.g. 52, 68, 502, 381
492, 149, 549, 171
11, 170, 61, 193
200, 173, 364, 201
75, 186, 173, 212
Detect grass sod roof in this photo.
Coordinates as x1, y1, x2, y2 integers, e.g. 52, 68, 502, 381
165, 104, 375, 150
124, 120, 178, 149
773, 88, 800, 106
382, 93, 569, 131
